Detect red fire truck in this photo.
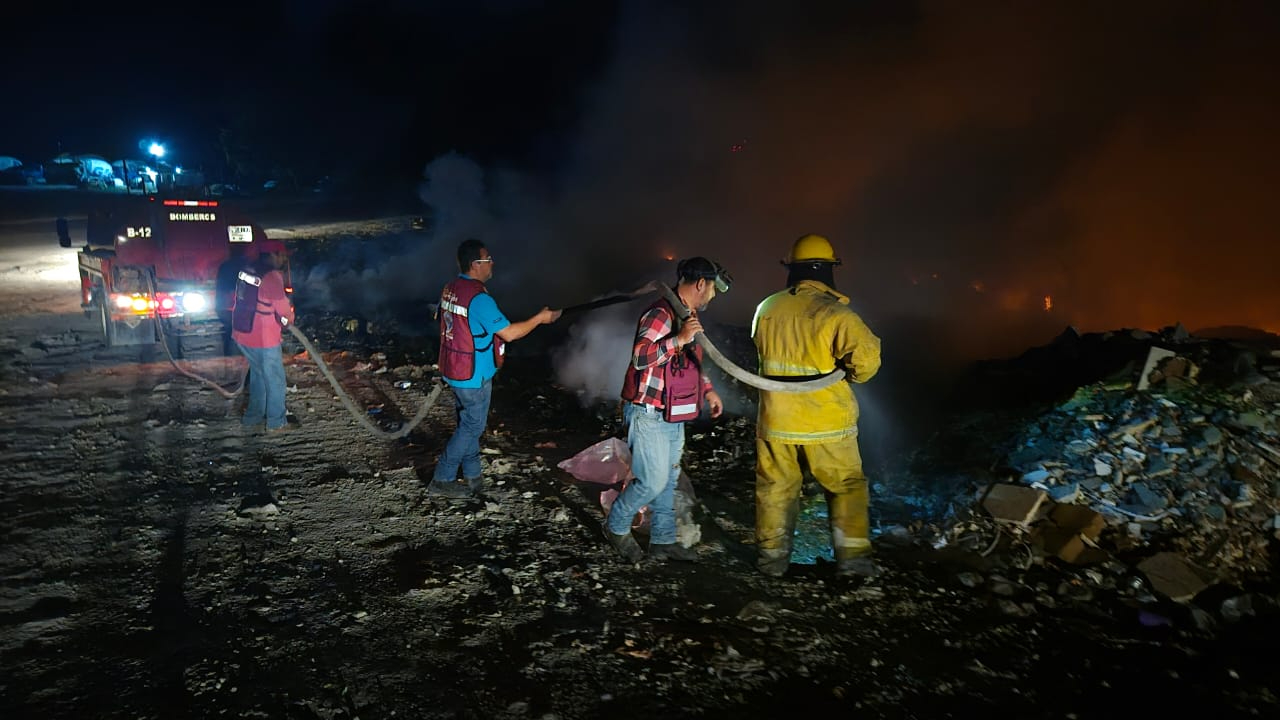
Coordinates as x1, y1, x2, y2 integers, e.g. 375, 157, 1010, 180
58, 195, 278, 349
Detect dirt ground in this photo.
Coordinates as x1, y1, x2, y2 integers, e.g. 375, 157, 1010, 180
2, 208, 1279, 719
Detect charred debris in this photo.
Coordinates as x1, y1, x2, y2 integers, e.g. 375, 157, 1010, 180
300, 308, 1280, 632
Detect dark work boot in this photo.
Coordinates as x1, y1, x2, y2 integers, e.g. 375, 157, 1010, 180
427, 479, 474, 499
649, 543, 698, 563
603, 528, 644, 563
757, 547, 791, 577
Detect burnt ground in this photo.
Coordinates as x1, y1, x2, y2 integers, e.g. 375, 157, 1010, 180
3, 224, 1280, 719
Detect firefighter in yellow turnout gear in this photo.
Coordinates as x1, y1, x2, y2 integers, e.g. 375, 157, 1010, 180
751, 234, 882, 578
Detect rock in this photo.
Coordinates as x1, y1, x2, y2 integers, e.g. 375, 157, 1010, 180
1021, 469, 1052, 484
1137, 552, 1212, 603
996, 599, 1034, 617
981, 484, 1049, 527
989, 576, 1017, 596
736, 600, 776, 621
1232, 411, 1267, 430
878, 524, 914, 547
1202, 505, 1227, 522
1202, 426, 1223, 446
1048, 483, 1081, 503
1128, 482, 1168, 512
1219, 595, 1255, 623
1189, 607, 1217, 632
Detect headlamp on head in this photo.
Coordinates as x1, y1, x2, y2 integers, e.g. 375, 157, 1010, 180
708, 264, 732, 293
677, 258, 732, 293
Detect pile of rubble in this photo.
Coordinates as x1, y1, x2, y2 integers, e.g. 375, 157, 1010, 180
949, 329, 1280, 610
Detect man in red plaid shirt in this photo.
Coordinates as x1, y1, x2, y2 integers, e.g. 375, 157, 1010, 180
606, 257, 729, 563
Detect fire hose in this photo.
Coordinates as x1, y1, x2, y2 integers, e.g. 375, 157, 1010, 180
145, 276, 839, 441
555, 283, 848, 393
147, 273, 444, 439
283, 323, 444, 439
154, 317, 444, 439
653, 283, 846, 393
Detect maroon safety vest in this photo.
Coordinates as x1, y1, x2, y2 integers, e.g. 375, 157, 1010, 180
620, 298, 705, 422
438, 277, 505, 381
231, 261, 276, 334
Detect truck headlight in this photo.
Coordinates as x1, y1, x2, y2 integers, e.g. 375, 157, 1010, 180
181, 292, 207, 312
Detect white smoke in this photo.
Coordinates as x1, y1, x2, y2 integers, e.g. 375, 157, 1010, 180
551, 303, 635, 406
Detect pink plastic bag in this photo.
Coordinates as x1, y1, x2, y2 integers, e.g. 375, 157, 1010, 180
557, 438, 649, 530
556, 437, 634, 486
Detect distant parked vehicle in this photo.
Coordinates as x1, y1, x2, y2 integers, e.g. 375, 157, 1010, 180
0, 156, 44, 185
113, 160, 158, 193
45, 154, 115, 188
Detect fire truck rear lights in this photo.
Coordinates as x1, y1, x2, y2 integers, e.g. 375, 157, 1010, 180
161, 199, 219, 207
159, 297, 176, 311
113, 293, 160, 314
180, 292, 208, 312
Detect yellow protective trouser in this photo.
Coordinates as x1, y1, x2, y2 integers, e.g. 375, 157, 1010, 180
755, 436, 871, 574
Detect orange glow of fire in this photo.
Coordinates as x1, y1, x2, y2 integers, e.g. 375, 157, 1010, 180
997, 290, 1030, 312
1044, 295, 1053, 311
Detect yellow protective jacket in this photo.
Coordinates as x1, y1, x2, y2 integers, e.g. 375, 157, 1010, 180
751, 280, 881, 444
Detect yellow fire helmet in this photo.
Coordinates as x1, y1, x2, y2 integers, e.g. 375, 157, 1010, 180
784, 233, 841, 266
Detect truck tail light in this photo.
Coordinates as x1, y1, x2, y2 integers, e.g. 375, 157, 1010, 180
109, 292, 207, 317
111, 293, 162, 315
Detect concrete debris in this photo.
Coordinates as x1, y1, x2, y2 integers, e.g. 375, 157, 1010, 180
1137, 552, 1212, 603
980, 484, 1048, 527
1039, 504, 1108, 565
1137, 346, 1200, 391
932, 328, 1280, 615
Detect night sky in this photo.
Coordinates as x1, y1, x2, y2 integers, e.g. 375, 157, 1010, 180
5, 1, 1280, 361
3, 0, 616, 177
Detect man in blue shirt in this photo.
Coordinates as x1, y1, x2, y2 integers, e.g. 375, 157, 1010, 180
429, 238, 561, 498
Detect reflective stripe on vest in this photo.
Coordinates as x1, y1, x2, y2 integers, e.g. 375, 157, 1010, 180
440, 299, 468, 317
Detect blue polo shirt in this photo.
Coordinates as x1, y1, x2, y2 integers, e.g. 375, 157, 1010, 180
448, 275, 511, 388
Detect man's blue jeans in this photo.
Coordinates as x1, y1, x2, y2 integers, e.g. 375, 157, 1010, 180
236, 342, 287, 430
433, 379, 493, 482
606, 403, 685, 545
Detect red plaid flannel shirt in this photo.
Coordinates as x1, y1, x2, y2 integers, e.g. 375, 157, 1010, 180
630, 303, 714, 409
